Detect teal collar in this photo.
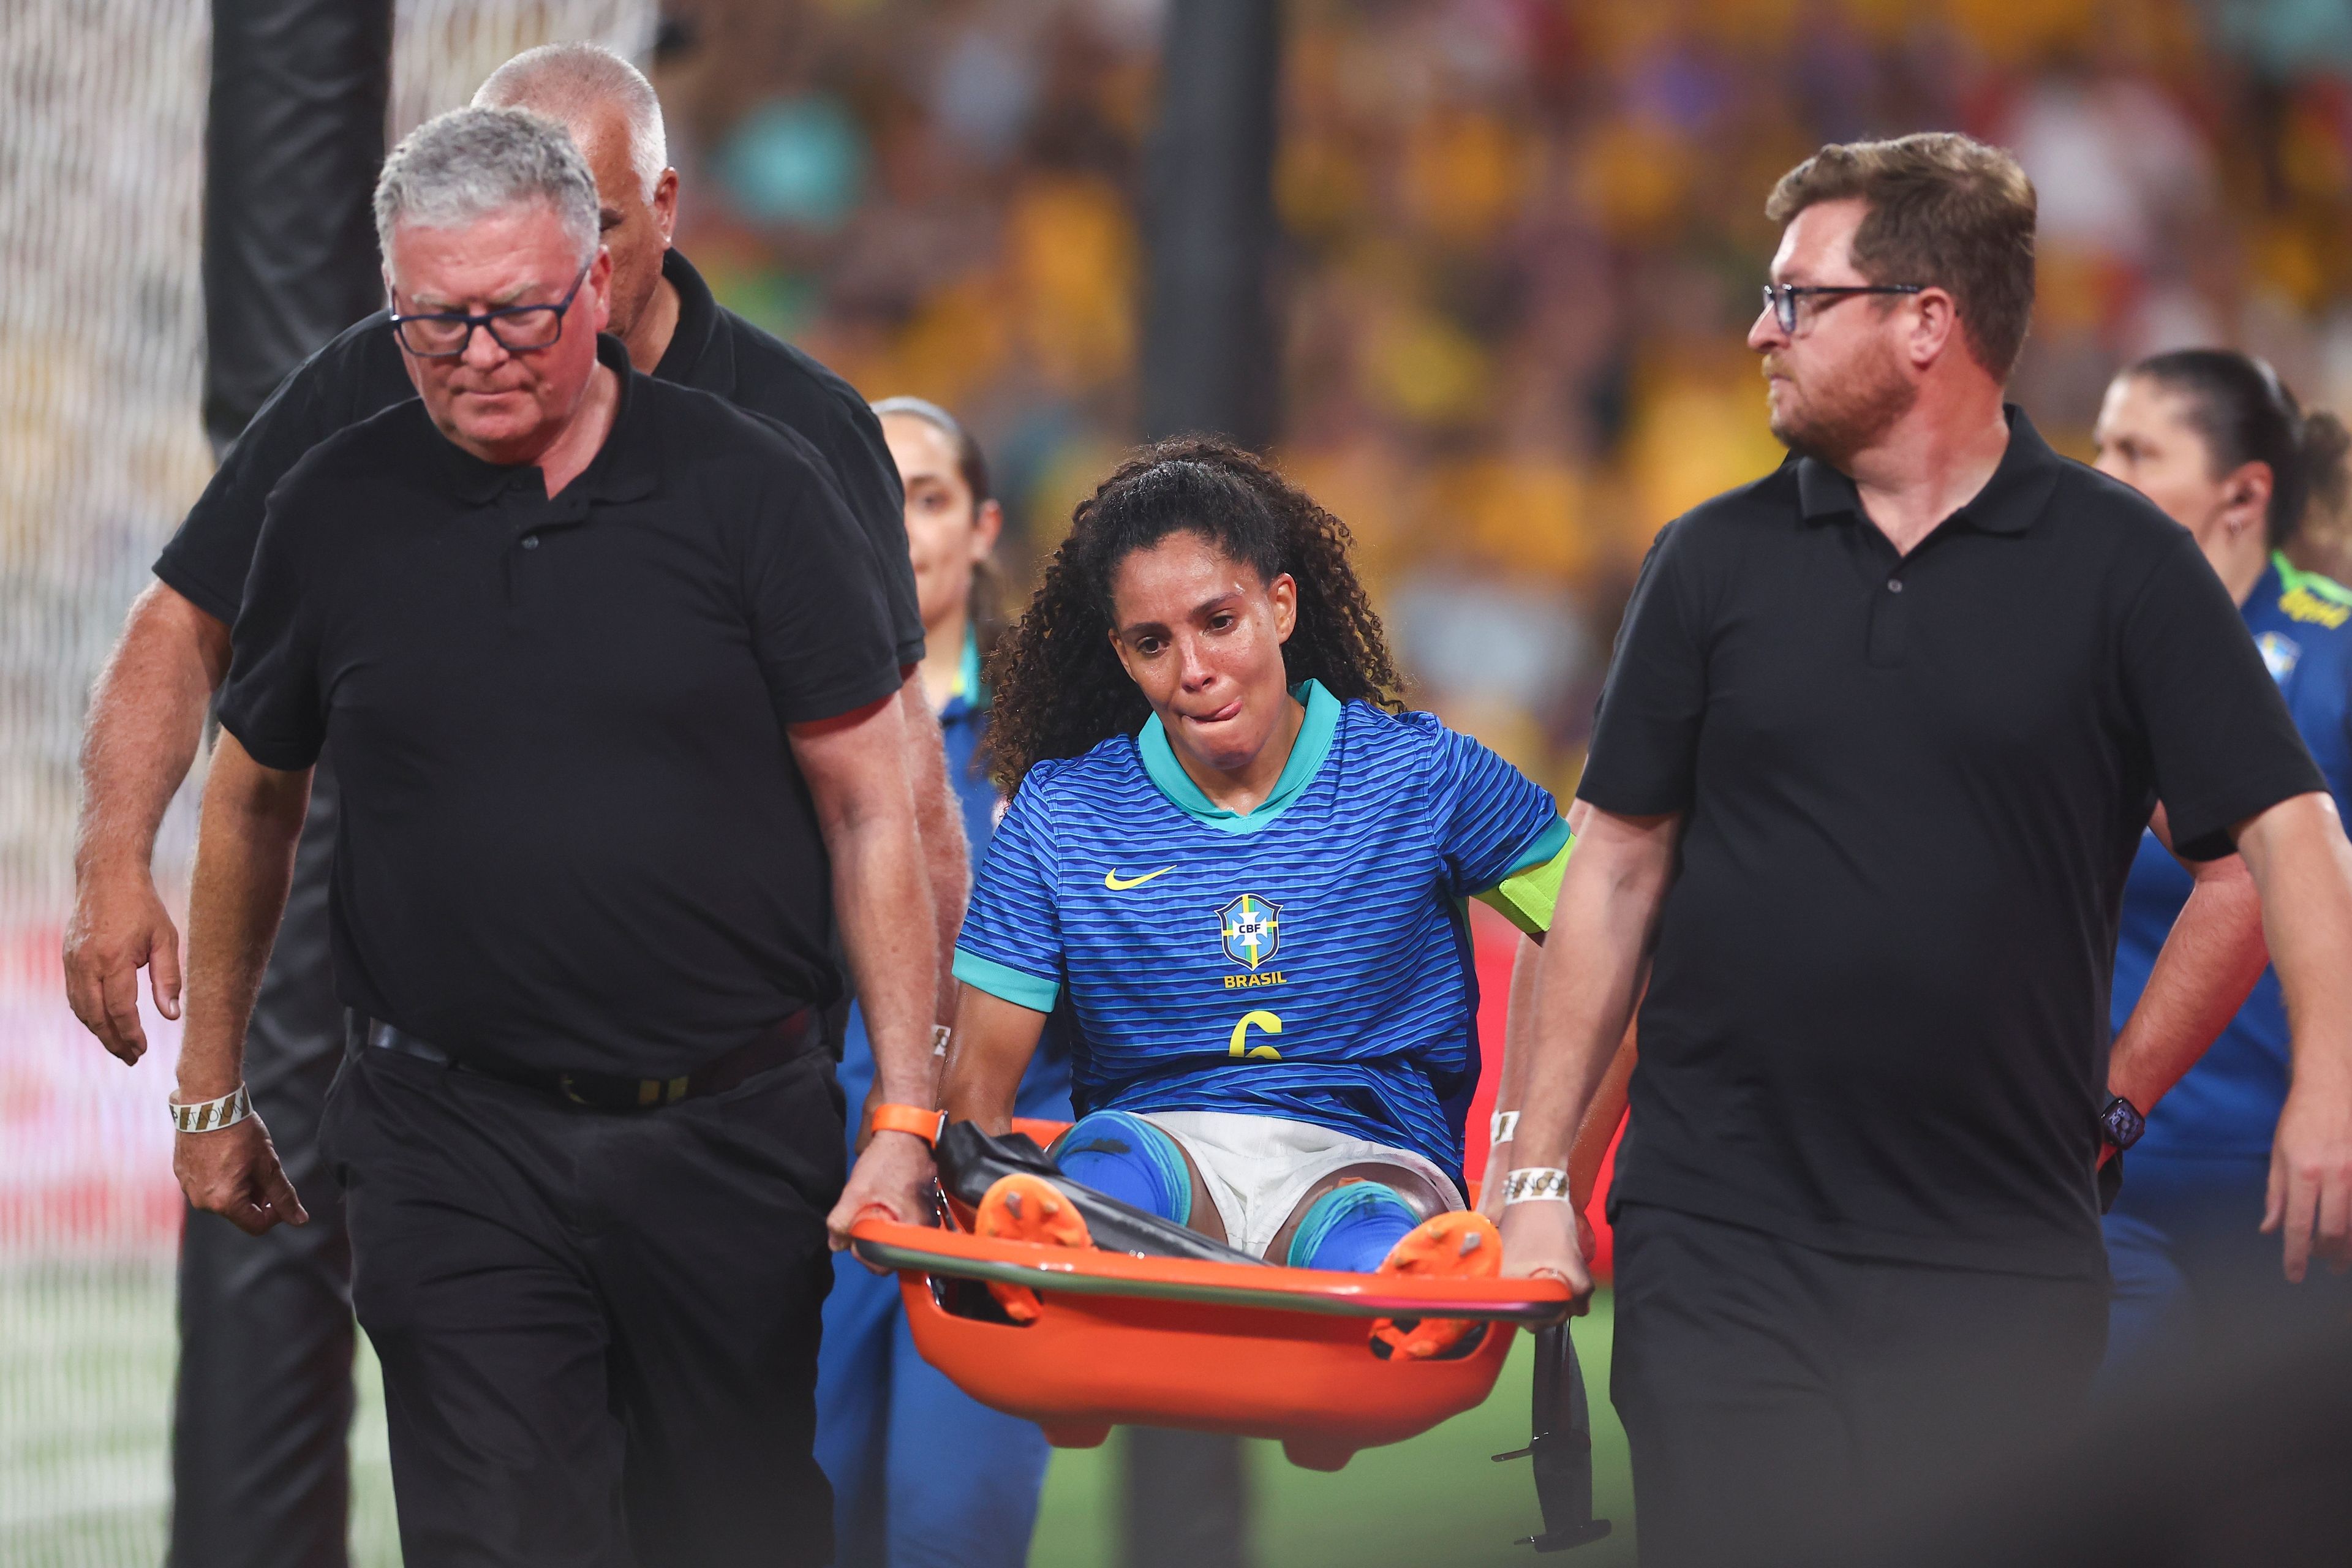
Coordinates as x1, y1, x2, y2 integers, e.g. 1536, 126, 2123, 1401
1137, 679, 1341, 833
941, 627, 984, 720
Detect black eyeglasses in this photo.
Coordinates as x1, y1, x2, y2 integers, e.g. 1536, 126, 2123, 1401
1760, 282, 1924, 333
389, 261, 592, 358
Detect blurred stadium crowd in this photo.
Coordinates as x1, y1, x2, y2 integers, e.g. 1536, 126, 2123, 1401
656, 0, 2352, 796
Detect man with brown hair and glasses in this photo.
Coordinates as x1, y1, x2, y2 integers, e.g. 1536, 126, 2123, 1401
1496, 132, 2352, 1564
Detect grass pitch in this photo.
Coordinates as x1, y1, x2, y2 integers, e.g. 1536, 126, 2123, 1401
1029, 1295, 1637, 1568
1, 1262, 1632, 1567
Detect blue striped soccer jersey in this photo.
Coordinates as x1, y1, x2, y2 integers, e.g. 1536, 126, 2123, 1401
953, 679, 1570, 1185
2111, 553, 2352, 1159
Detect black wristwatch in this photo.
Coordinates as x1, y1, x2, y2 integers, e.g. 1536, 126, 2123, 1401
2098, 1095, 2146, 1152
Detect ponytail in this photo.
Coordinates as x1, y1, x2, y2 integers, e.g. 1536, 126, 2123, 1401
2297, 408, 2350, 546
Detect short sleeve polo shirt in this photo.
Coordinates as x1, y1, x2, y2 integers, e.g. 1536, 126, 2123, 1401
155, 247, 924, 665
1581, 409, 2323, 1277
217, 336, 903, 1077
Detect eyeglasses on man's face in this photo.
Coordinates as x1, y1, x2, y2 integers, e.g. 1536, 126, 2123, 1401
1760, 282, 1924, 334
390, 261, 593, 359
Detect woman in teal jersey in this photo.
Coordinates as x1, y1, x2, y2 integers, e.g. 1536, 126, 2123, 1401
905, 439, 1584, 1347
2091, 350, 2352, 1388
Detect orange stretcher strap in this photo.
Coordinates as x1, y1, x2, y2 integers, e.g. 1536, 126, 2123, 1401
872, 1103, 947, 1146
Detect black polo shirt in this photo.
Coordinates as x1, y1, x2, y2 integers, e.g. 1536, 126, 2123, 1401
157, 247, 923, 665
217, 336, 902, 1077
1582, 409, 2322, 1277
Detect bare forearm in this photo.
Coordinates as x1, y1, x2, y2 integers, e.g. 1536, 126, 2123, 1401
2234, 794, 2352, 1278
2108, 858, 2268, 1110
1515, 811, 1676, 1171
179, 744, 308, 1100
2241, 797, 2352, 1085
939, 989, 1048, 1131
1487, 933, 1542, 1139
75, 584, 230, 881
900, 674, 968, 1027
833, 812, 940, 1107
1520, 908, 1655, 1169
1567, 1017, 1637, 1211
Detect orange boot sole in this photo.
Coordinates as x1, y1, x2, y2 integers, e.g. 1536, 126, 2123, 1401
1370, 1210, 1501, 1360
973, 1172, 1094, 1323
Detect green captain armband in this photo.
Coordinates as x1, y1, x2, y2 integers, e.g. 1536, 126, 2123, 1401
1473, 817, 1572, 938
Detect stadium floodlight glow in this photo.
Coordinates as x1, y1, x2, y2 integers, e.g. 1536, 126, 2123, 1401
390, 260, 591, 357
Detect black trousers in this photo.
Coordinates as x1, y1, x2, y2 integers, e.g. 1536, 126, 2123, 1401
1609, 1202, 2108, 1568
170, 758, 353, 1568
318, 1034, 846, 1568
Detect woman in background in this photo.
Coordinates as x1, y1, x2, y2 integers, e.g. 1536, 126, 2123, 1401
2091, 349, 2352, 1386
814, 398, 1072, 1568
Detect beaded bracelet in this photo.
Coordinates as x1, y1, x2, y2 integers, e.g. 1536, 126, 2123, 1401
1501, 1166, 1572, 1205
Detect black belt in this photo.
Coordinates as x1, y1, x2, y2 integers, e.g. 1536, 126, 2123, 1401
347, 1008, 821, 1112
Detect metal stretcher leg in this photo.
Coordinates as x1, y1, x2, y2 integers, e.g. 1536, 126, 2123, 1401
1493, 1323, 1612, 1551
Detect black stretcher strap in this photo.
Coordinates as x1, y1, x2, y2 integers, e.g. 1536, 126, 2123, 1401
933, 1121, 1265, 1265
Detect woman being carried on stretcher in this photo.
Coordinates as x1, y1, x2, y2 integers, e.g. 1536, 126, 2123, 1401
916, 439, 1574, 1359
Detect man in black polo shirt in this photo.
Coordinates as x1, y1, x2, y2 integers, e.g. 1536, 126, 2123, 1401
1499, 134, 2352, 1564
168, 108, 935, 1567
62, 45, 968, 1566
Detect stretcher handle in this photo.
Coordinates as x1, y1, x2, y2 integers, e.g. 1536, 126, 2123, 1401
850, 1233, 1575, 1325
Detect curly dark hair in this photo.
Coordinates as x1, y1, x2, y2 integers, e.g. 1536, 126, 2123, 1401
985, 436, 1404, 794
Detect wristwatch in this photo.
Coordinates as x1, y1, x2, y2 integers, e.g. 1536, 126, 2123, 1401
2097, 1095, 2146, 1153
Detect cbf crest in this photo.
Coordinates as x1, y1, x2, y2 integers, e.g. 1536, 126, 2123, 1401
1218, 894, 1282, 970
2258, 630, 2302, 684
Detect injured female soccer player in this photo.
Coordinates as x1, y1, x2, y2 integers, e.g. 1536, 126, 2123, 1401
917, 439, 1571, 1357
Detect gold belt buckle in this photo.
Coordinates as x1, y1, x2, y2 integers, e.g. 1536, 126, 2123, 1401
635, 1076, 690, 1108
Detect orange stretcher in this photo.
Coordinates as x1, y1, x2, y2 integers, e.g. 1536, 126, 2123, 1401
848, 1120, 1613, 1551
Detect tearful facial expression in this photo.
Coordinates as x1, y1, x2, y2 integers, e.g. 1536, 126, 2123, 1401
1107, 531, 1297, 777
386, 204, 611, 465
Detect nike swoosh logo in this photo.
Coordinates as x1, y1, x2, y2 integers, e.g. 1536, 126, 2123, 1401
1103, 867, 1175, 891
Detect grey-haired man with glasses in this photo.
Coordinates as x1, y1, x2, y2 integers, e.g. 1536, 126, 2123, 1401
66, 43, 965, 1568
170, 106, 935, 1567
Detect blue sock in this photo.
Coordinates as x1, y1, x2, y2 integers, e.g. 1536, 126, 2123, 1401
1286, 1182, 1422, 1273
1049, 1111, 1191, 1226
